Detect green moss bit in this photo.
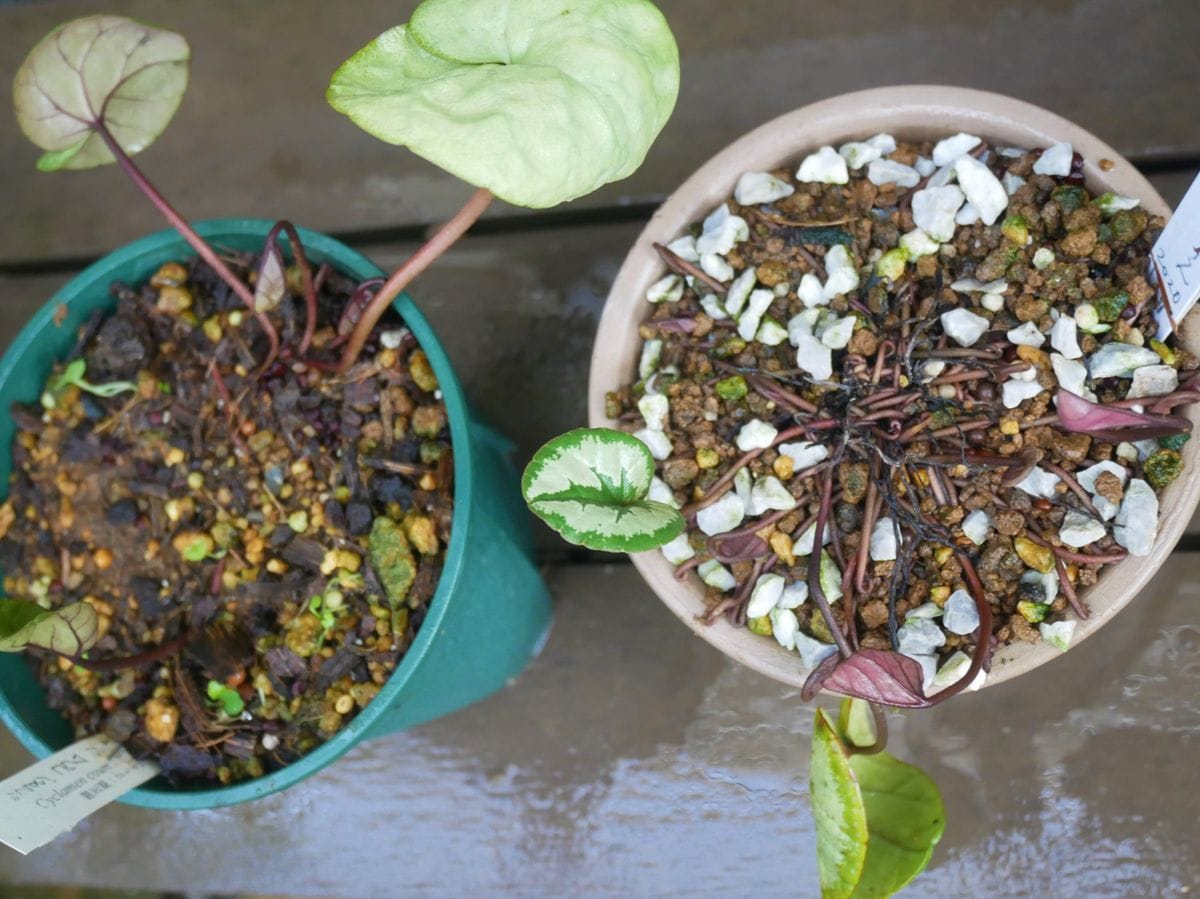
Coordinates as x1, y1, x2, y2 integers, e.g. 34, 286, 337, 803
747, 615, 773, 636
1110, 209, 1148, 243
1001, 215, 1029, 245
180, 533, 215, 562
1144, 449, 1183, 489
713, 336, 747, 358
715, 375, 749, 401
1051, 185, 1088, 214
368, 517, 416, 609
875, 247, 909, 282
929, 407, 956, 429
1093, 290, 1130, 323
1017, 600, 1049, 624
1159, 433, 1190, 452
1150, 338, 1178, 367
206, 680, 245, 716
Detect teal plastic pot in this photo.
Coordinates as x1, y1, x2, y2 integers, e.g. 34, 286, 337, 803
0, 219, 552, 809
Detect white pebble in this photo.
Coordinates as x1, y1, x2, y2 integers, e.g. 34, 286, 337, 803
1088, 343, 1161, 379
700, 253, 734, 283
660, 533, 695, 565
724, 268, 757, 317
1007, 321, 1045, 347
735, 418, 778, 451
697, 204, 749, 256
914, 155, 936, 176
796, 631, 839, 671
932, 132, 982, 166
912, 185, 966, 242
943, 590, 980, 635
955, 201, 982, 226
751, 475, 797, 512
778, 441, 830, 472
699, 294, 728, 320
954, 155, 1009, 225
794, 329, 833, 380
798, 273, 826, 308
869, 517, 898, 561
903, 653, 938, 691
897, 618, 946, 656
821, 245, 861, 302
906, 602, 943, 619
770, 608, 800, 650
698, 559, 737, 591
1128, 364, 1179, 398
1033, 247, 1057, 270
1022, 569, 1060, 604
696, 493, 746, 536
941, 307, 991, 347
756, 318, 789, 346
1095, 193, 1141, 215
950, 277, 1008, 294
747, 573, 786, 619
1113, 478, 1158, 556
1051, 354, 1091, 399
737, 289, 775, 341
1059, 509, 1107, 548
666, 235, 699, 262
839, 141, 882, 170
819, 315, 856, 350
867, 158, 920, 188
981, 292, 1005, 312
900, 229, 940, 258
734, 171, 795, 206
1002, 172, 1027, 196
380, 329, 408, 349
1050, 315, 1081, 358
1014, 466, 1061, 499
638, 338, 662, 379
646, 273, 683, 304
961, 509, 991, 545
867, 132, 897, 154
778, 581, 809, 610
1116, 442, 1139, 463
932, 651, 973, 689
796, 146, 849, 185
648, 476, 679, 509
633, 428, 672, 460
1033, 142, 1073, 176
919, 360, 947, 382
262, 734, 280, 751
794, 521, 832, 556
637, 393, 669, 431
1039, 620, 1076, 652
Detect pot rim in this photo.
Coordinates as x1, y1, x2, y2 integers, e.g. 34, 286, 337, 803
0, 218, 474, 808
587, 85, 1195, 692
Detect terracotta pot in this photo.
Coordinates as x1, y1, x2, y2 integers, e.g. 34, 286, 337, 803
587, 85, 1193, 690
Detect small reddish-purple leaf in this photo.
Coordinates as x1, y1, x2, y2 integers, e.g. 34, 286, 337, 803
999, 448, 1039, 488
1056, 390, 1191, 441
822, 649, 933, 709
654, 317, 696, 335
801, 649, 843, 701
709, 531, 769, 562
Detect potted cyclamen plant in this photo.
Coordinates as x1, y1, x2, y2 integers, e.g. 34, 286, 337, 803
525, 86, 1197, 896
0, 0, 679, 810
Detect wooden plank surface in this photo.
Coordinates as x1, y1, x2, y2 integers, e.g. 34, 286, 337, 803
2, 0, 1199, 264
4, 557, 1200, 895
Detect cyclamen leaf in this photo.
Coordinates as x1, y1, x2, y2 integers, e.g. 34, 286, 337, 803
812, 709, 868, 899
326, 0, 679, 208
0, 599, 99, 656
522, 428, 684, 552
1055, 389, 1191, 442
822, 649, 933, 709
847, 751, 946, 897
13, 15, 189, 171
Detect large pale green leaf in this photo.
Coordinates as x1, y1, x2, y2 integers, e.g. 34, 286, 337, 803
812, 709, 868, 899
327, 0, 679, 208
0, 599, 99, 656
13, 14, 189, 170
522, 428, 683, 552
848, 752, 945, 898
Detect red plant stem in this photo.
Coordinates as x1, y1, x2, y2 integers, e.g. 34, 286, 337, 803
94, 122, 280, 369
925, 553, 993, 706
1053, 554, 1090, 620
808, 469, 853, 660
929, 420, 993, 439
65, 632, 190, 674
855, 472, 881, 594
269, 221, 319, 357
208, 361, 251, 458
337, 188, 493, 372
653, 242, 728, 295
683, 424, 813, 515
1039, 461, 1102, 519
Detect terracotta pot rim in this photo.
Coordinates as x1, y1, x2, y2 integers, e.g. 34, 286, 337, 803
587, 85, 1196, 692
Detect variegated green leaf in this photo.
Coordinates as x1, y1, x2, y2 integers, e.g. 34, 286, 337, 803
0, 599, 99, 656
13, 15, 189, 171
522, 428, 683, 552
326, 0, 679, 208
812, 709, 868, 899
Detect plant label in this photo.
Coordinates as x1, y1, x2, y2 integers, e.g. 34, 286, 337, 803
1153, 172, 1200, 340
0, 734, 157, 854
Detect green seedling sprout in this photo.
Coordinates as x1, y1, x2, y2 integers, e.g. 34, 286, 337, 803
40, 358, 136, 409
206, 679, 246, 717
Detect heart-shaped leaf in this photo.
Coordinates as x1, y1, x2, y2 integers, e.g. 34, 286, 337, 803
812, 708, 945, 898
13, 14, 189, 171
327, 0, 679, 208
523, 428, 684, 552
0, 599, 99, 656
847, 750, 946, 897
822, 649, 933, 709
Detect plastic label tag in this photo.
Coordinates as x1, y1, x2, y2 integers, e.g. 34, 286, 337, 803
0, 734, 158, 854
1153, 172, 1200, 340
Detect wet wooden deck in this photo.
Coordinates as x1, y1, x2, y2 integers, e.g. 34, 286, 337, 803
2, 0, 1200, 895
